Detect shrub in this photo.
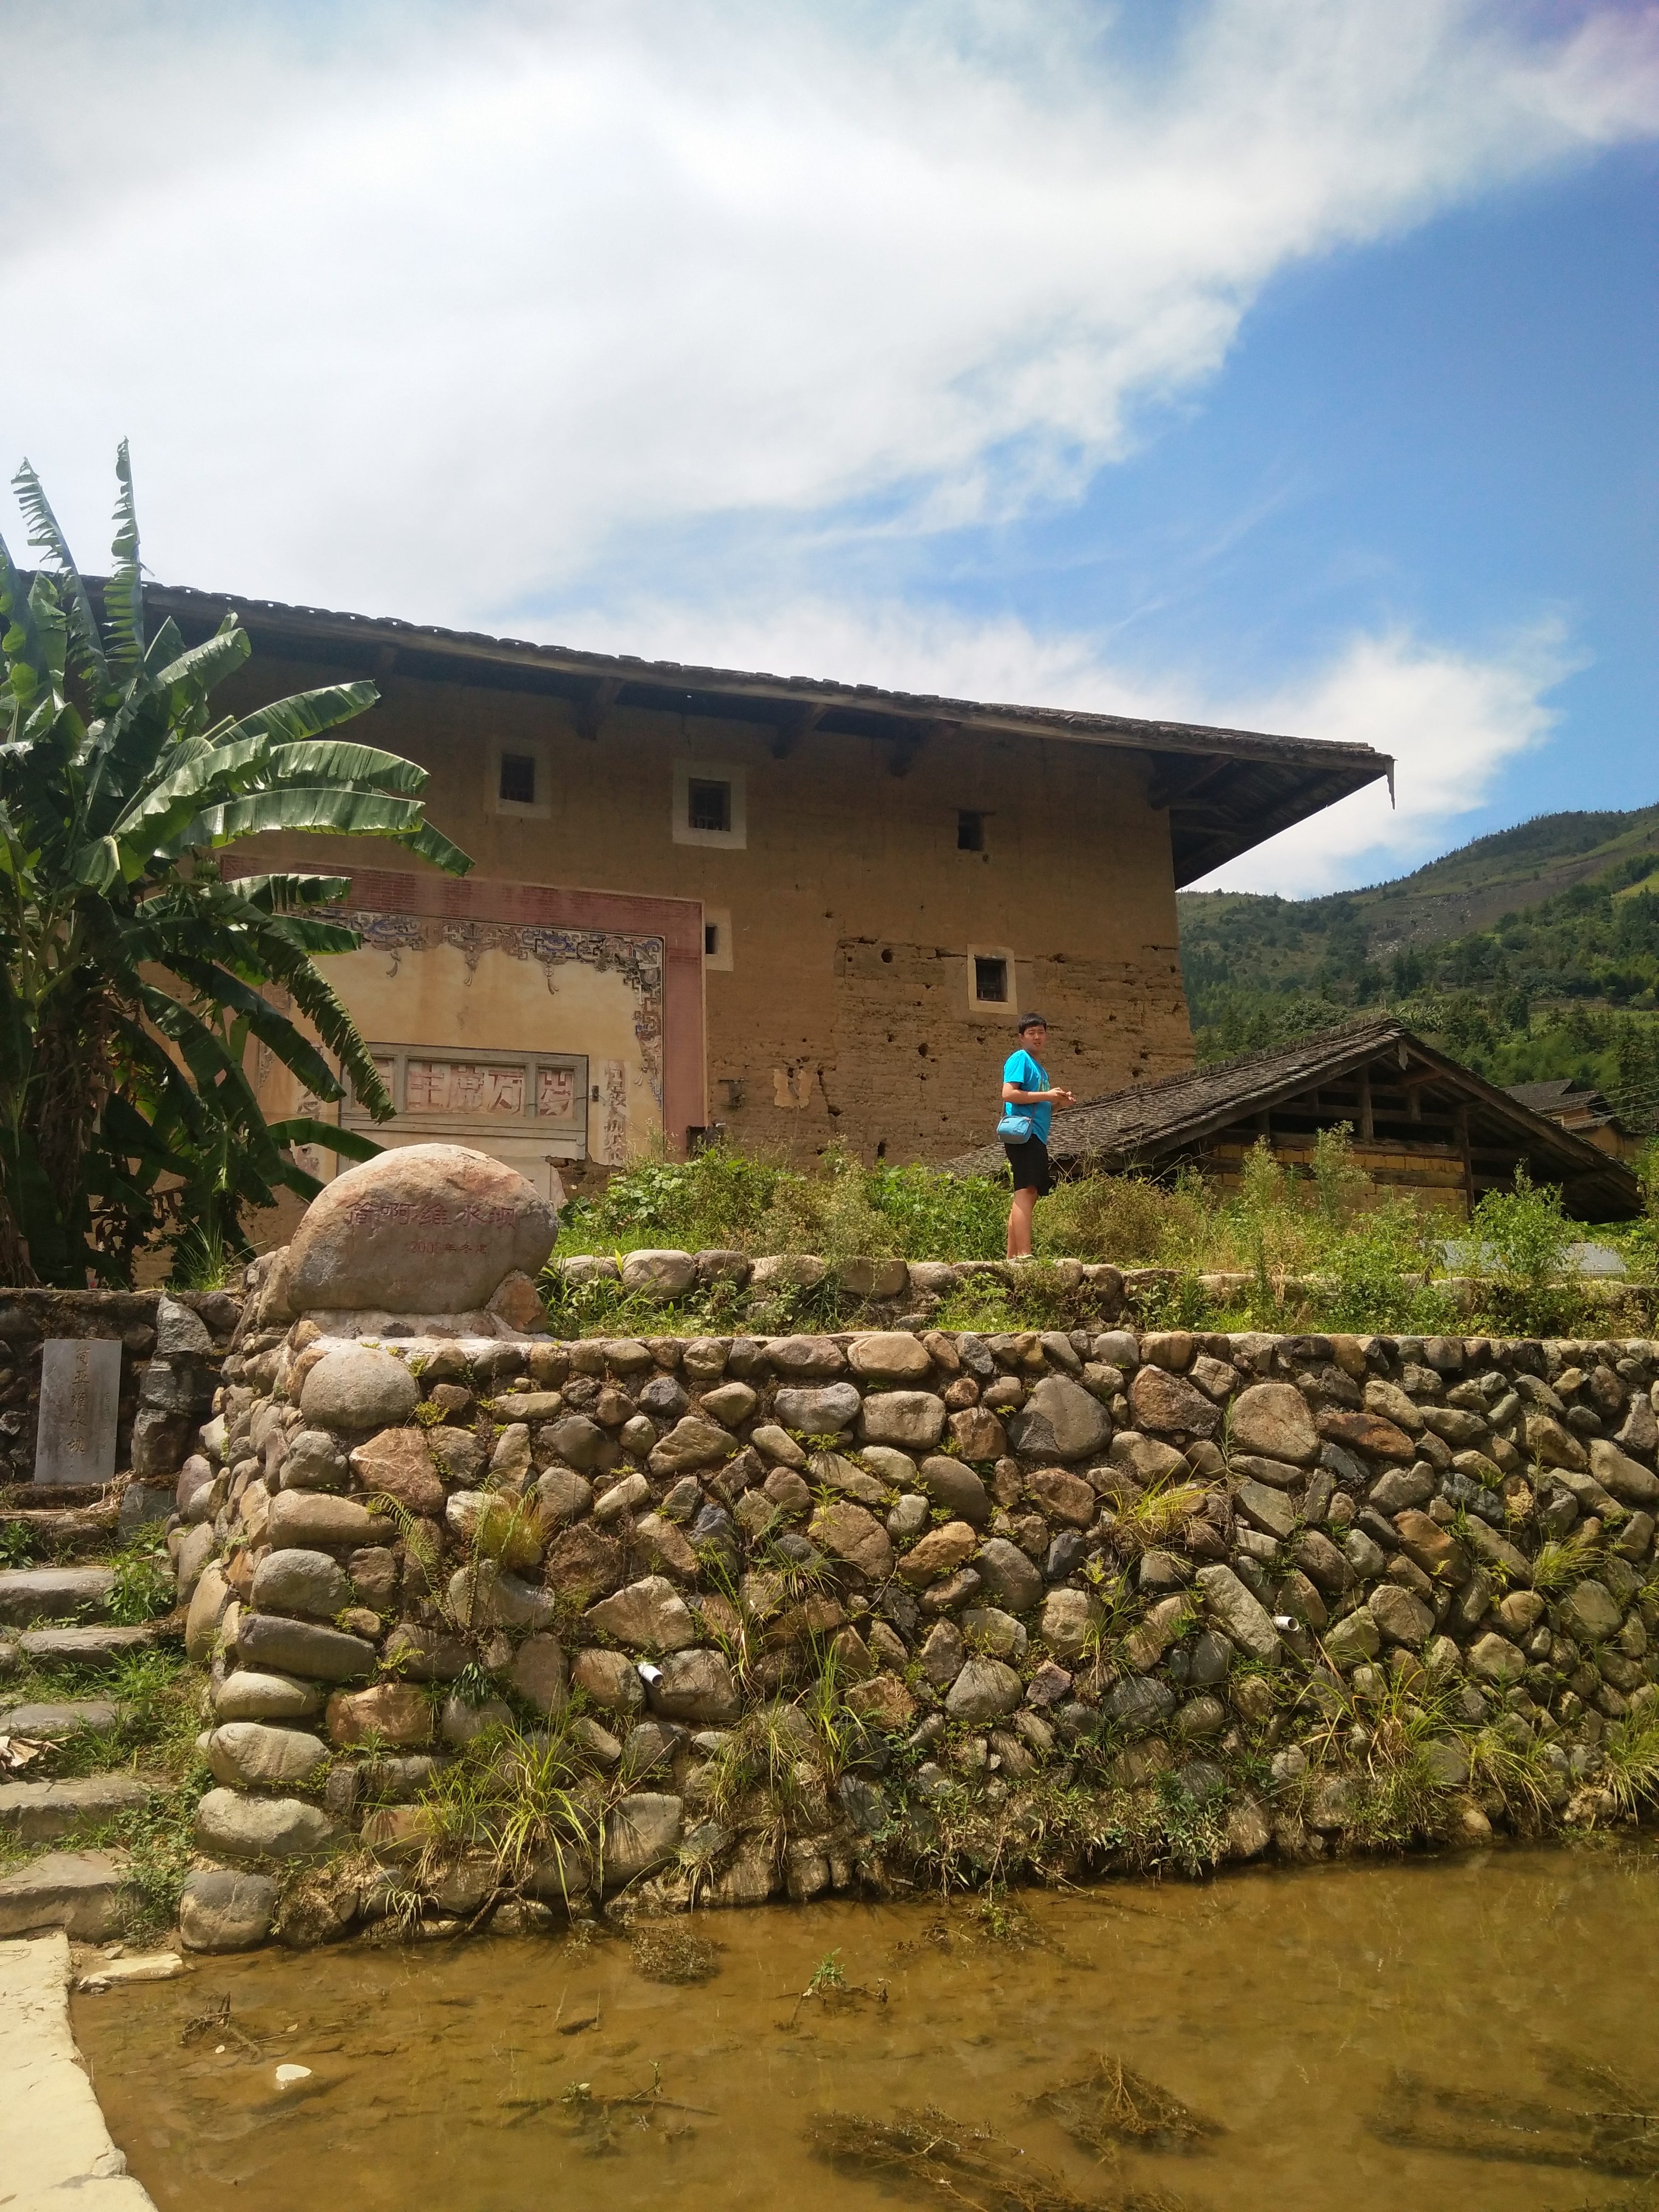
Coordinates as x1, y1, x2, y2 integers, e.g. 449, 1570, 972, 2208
545, 1132, 1632, 1344
1033, 1173, 1203, 1264
1321, 1199, 1455, 1335
1471, 1166, 1574, 1289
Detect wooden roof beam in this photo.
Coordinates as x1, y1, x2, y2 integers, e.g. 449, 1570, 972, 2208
770, 700, 830, 759
890, 716, 959, 778
575, 676, 624, 742
1147, 754, 1235, 811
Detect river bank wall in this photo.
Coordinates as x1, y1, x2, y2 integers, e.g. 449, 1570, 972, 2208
172, 1281, 1659, 1948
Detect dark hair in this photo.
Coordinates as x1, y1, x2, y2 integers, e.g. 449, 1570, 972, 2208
1016, 1012, 1048, 1032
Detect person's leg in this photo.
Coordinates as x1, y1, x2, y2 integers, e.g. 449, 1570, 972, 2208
1007, 1184, 1037, 1259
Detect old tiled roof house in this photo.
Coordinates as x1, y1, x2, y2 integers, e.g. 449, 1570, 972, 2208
150, 585, 1390, 1189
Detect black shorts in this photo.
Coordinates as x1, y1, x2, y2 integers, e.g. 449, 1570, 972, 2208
1003, 1136, 1052, 1196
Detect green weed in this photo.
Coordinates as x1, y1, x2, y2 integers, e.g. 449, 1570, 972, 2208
167, 1222, 236, 1292
94, 1763, 212, 1938
1598, 1707, 1659, 1821
104, 1538, 175, 1625
702, 1703, 817, 1830
412, 1713, 609, 1903
1531, 1532, 1605, 1595
806, 1947, 845, 1994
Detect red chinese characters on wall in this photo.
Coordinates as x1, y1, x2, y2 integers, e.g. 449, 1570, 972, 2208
345, 1200, 520, 1231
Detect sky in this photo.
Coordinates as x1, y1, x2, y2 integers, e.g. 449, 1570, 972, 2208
2, 0, 1654, 896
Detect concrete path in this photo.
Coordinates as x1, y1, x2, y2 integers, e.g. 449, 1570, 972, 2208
0, 1931, 157, 2207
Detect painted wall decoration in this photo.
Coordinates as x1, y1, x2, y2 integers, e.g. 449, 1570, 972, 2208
290, 914, 660, 1176
341, 909, 667, 1109
233, 868, 705, 1210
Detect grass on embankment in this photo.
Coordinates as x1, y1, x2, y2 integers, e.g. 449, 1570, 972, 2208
546, 1132, 1659, 1342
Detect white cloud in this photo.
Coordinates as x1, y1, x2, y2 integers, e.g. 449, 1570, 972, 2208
1, 0, 1655, 617
559, 589, 1573, 897
1188, 623, 1578, 895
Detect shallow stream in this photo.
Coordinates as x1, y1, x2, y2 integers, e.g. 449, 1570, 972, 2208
75, 1845, 1659, 2212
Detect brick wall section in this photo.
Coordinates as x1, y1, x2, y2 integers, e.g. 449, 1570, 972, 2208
831, 940, 1186, 1158
171, 1318, 1659, 1944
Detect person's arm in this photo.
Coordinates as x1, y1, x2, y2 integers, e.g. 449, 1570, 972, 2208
1002, 1079, 1073, 1103
1002, 1057, 1075, 1108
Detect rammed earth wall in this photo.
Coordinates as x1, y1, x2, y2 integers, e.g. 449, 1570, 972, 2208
170, 1316, 1659, 1949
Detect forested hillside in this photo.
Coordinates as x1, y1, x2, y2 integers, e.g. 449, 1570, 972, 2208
1178, 802, 1659, 1126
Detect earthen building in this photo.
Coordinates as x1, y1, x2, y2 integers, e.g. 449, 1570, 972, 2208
147, 585, 1389, 1185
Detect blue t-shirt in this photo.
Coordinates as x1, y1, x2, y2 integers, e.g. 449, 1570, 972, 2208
1003, 1049, 1051, 1142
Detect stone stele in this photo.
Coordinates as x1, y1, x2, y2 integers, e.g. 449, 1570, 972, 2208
266, 1144, 558, 1318
35, 1339, 122, 1487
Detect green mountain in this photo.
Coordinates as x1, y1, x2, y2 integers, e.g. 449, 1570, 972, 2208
1177, 801, 1659, 1127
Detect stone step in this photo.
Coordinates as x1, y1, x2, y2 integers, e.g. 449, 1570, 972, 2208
0, 1567, 114, 1627
15, 1624, 157, 1669
0, 1501, 120, 1557
1, 1481, 118, 1510
0, 1849, 131, 1938
0, 1774, 154, 1845
0, 1699, 121, 1739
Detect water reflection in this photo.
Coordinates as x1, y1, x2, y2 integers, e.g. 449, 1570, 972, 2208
74, 1841, 1659, 2212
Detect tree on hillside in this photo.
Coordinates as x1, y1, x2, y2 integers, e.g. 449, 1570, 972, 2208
0, 446, 472, 1287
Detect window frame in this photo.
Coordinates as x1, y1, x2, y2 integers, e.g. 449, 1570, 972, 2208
487, 734, 553, 820
702, 906, 734, 971
498, 751, 538, 807
672, 759, 747, 850
966, 943, 1017, 1015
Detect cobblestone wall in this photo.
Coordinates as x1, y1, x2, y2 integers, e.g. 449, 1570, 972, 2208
169, 1317, 1659, 1949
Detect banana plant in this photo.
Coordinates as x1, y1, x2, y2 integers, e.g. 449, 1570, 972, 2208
0, 444, 473, 1285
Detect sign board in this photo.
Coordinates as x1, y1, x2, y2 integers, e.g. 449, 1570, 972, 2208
35, 1338, 122, 1487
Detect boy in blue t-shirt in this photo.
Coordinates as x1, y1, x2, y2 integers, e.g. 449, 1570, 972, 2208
1000, 1013, 1074, 1259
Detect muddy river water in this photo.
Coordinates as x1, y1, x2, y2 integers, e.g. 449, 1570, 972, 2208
74, 1844, 1659, 2212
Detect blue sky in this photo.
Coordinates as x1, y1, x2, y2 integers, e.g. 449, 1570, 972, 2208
3, 1, 1655, 894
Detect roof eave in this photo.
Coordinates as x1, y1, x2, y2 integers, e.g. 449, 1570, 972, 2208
135, 579, 1390, 782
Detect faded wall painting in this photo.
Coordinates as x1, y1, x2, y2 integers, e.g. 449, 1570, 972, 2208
244, 871, 705, 1201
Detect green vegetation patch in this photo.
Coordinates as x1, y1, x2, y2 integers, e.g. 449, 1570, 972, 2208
542, 1129, 1651, 1339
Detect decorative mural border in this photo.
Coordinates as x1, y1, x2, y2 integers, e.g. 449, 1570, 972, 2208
229, 864, 705, 1158
339, 909, 666, 1108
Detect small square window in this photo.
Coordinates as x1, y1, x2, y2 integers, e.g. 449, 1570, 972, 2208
489, 736, 551, 818
974, 955, 1008, 1003
702, 904, 733, 971
688, 778, 731, 834
958, 810, 985, 852
673, 761, 745, 848
499, 752, 537, 807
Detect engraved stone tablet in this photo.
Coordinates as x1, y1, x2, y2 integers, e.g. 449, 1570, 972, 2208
35, 1338, 122, 1487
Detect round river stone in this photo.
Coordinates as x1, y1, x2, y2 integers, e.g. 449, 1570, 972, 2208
268, 1142, 558, 1317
